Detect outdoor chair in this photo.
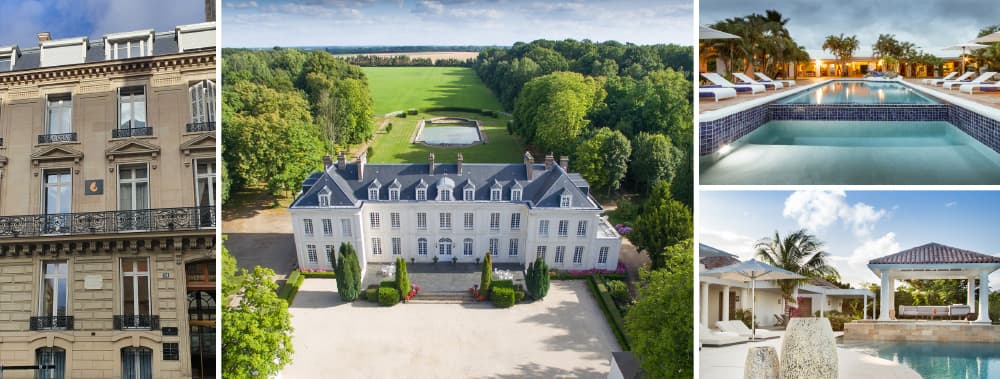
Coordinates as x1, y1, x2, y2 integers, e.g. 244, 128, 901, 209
755, 72, 796, 87
699, 323, 746, 347
922, 71, 958, 84
699, 87, 738, 102
942, 72, 996, 90
716, 320, 780, 339
733, 72, 782, 89
701, 72, 766, 94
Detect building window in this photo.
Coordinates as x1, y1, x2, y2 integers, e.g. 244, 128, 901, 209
189, 80, 216, 123
439, 238, 453, 255
417, 238, 428, 255
369, 188, 379, 200
464, 188, 475, 200
573, 246, 584, 264
392, 238, 401, 255
325, 245, 336, 267
369, 212, 381, 228
555, 246, 566, 263
195, 159, 216, 211
371, 238, 382, 255
417, 213, 427, 229
118, 164, 150, 215
303, 219, 314, 236
464, 213, 474, 230
306, 245, 318, 263
0, 55, 11, 72
163, 343, 180, 361
318, 192, 330, 207
340, 219, 352, 237
121, 347, 153, 379
490, 212, 501, 231
38, 261, 68, 328
440, 213, 452, 229
598, 247, 609, 264
36, 347, 66, 379
42, 169, 72, 234
46, 94, 73, 135
561, 195, 571, 208
491, 188, 501, 201
536, 246, 547, 261
538, 220, 550, 237
439, 189, 452, 201
489, 238, 499, 256
511, 213, 521, 230
390, 212, 401, 229
416, 188, 427, 201
322, 219, 333, 236
463, 238, 474, 256
509, 239, 519, 256
121, 258, 151, 323
511, 189, 522, 202
118, 86, 147, 130
558, 220, 569, 237
112, 39, 147, 59
577, 221, 588, 237
389, 188, 400, 201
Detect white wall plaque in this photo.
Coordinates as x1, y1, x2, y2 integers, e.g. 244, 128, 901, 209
84, 275, 103, 290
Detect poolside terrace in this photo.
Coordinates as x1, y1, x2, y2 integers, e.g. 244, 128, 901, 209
699, 77, 824, 113
907, 78, 1000, 108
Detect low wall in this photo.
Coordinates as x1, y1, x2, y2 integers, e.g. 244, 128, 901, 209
843, 321, 1000, 343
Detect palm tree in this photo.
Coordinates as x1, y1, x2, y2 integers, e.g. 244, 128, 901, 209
823, 34, 859, 77
754, 229, 840, 317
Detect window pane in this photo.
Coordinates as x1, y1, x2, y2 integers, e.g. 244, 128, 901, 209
138, 276, 150, 315
123, 276, 135, 315
119, 100, 132, 129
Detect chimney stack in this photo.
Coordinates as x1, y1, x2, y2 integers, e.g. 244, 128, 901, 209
357, 151, 367, 181
428, 153, 435, 174
37, 32, 51, 43
323, 155, 333, 170
544, 153, 554, 170
456, 153, 463, 175
336, 152, 346, 170
524, 151, 534, 180
559, 156, 569, 171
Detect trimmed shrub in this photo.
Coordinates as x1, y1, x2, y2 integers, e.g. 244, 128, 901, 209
526, 257, 550, 300
492, 286, 515, 308
815, 311, 855, 331
365, 285, 379, 302
301, 270, 336, 279
366, 146, 374, 159
588, 275, 630, 350
277, 269, 305, 303
480, 253, 493, 295
607, 280, 629, 305
335, 243, 362, 301
514, 290, 526, 303
407, 108, 418, 115
386, 123, 393, 133
378, 287, 400, 306
395, 257, 410, 301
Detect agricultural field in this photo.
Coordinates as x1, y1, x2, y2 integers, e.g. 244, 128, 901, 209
364, 66, 503, 115
368, 110, 522, 163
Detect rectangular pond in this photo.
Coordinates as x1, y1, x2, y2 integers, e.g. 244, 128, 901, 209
839, 340, 1000, 379
416, 125, 481, 145
778, 80, 938, 104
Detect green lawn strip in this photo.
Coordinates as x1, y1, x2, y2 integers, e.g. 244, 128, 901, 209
587, 274, 632, 351
363, 67, 501, 115
368, 110, 523, 163
278, 269, 306, 304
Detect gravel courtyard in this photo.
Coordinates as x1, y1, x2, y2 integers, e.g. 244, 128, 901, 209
281, 279, 621, 378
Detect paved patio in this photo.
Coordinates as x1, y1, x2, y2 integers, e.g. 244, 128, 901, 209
282, 279, 620, 378
363, 262, 525, 292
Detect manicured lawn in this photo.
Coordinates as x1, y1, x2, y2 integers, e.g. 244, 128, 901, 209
363, 67, 503, 115
368, 111, 524, 163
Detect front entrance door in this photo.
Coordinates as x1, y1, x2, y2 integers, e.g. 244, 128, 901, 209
186, 261, 216, 379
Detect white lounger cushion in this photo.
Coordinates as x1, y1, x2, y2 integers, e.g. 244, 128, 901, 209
716, 320, 779, 339
701, 72, 766, 94
931, 72, 976, 86
700, 323, 746, 346
942, 72, 996, 89
755, 72, 796, 86
700, 87, 737, 101
733, 73, 782, 89
960, 82, 1000, 94
923, 72, 958, 84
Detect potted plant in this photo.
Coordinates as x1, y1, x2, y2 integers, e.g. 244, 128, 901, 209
475, 257, 481, 265
452, 257, 458, 264
432, 256, 439, 264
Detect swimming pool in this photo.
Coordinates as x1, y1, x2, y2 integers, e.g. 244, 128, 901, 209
839, 340, 1000, 378
779, 81, 937, 104
700, 120, 1000, 185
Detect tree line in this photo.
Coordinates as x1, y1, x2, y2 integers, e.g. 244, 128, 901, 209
338, 55, 474, 67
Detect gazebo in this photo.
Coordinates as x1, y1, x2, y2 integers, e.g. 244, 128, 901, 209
868, 243, 1000, 323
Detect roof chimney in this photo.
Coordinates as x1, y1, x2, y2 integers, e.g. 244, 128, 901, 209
544, 153, 554, 170
357, 151, 367, 182
524, 151, 534, 180
559, 156, 569, 171
37, 32, 51, 43
323, 155, 333, 170
428, 153, 435, 175
456, 153, 463, 175
336, 152, 346, 170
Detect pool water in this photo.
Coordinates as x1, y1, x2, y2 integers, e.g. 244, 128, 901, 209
416, 125, 481, 145
839, 340, 1000, 378
779, 81, 938, 104
700, 121, 1000, 185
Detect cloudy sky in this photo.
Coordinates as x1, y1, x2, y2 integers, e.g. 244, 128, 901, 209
0, 0, 206, 47
222, 0, 692, 47
700, 0, 1000, 58
700, 191, 1000, 289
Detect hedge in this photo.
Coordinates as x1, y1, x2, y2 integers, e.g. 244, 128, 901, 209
492, 287, 515, 308
551, 272, 627, 281
277, 270, 306, 304
407, 108, 418, 115
365, 285, 379, 302
378, 287, 400, 306
588, 275, 631, 350
421, 106, 495, 114
301, 271, 336, 279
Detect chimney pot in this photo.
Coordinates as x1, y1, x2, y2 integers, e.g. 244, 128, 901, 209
428, 153, 436, 174
456, 153, 463, 175
336, 152, 346, 170
544, 153, 555, 170
322, 155, 333, 170
559, 156, 569, 171
357, 151, 367, 181
524, 151, 534, 180
37, 32, 51, 43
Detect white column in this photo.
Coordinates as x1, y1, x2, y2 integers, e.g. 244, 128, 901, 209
722, 286, 731, 321
863, 294, 868, 320
700, 283, 710, 326
976, 271, 991, 323
879, 271, 891, 321
968, 277, 977, 308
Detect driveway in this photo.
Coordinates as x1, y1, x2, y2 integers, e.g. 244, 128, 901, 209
282, 279, 621, 378
223, 191, 297, 279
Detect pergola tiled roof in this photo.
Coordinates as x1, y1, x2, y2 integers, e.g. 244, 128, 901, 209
868, 242, 1000, 264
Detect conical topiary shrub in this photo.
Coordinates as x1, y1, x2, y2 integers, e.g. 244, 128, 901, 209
480, 253, 493, 295
395, 257, 410, 301
335, 242, 361, 301
527, 256, 550, 300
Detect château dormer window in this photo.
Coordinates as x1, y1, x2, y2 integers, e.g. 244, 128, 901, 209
436, 177, 455, 201
388, 179, 401, 201
416, 179, 428, 201
368, 179, 381, 201
104, 30, 154, 60
440, 190, 452, 201
463, 182, 476, 201
490, 180, 502, 201
0, 46, 17, 72
560, 194, 571, 208
318, 188, 331, 207
511, 188, 522, 202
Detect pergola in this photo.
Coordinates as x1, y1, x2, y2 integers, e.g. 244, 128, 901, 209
868, 243, 1000, 323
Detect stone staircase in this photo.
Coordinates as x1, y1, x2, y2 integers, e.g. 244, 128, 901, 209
407, 291, 474, 304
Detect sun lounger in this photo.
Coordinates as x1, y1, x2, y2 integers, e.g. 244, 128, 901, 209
733, 73, 782, 90
922, 72, 958, 84
699, 87, 738, 101
959, 82, 1000, 94
716, 320, 780, 340
701, 72, 765, 94
942, 72, 996, 90
755, 72, 796, 87
700, 323, 746, 347
898, 304, 971, 319
930, 72, 975, 86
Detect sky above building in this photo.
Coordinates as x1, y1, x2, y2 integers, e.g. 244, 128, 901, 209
700, 191, 1000, 289
700, 0, 1000, 58
222, 0, 692, 47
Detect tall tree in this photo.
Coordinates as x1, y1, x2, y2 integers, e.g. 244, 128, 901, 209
754, 229, 840, 314
526, 257, 551, 300
628, 182, 693, 269
625, 247, 693, 379
512, 72, 606, 156
629, 132, 674, 193
395, 257, 410, 301
480, 253, 493, 294
573, 127, 631, 196
335, 243, 362, 301
221, 236, 239, 299
822, 34, 860, 77
222, 266, 294, 379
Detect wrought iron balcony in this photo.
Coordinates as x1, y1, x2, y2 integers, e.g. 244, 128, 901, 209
0, 206, 215, 238
37, 132, 77, 144
186, 122, 215, 133
112, 127, 154, 138
29, 316, 74, 330
113, 315, 160, 330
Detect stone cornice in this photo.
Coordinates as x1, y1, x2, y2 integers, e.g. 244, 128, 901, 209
0, 51, 215, 87
0, 233, 215, 257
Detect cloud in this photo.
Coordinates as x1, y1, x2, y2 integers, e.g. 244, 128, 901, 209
832, 232, 900, 286
412, 0, 444, 14
783, 190, 888, 238
945, 201, 957, 207
225, 1, 259, 8
700, 229, 758, 260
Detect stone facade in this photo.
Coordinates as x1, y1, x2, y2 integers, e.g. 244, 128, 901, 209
843, 321, 1000, 343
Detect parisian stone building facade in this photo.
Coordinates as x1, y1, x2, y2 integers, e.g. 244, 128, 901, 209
0, 22, 217, 379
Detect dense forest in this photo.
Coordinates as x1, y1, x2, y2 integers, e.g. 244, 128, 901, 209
318, 45, 497, 54
338, 55, 473, 67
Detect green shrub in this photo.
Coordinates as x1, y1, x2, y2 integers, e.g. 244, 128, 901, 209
398, 112, 407, 118
815, 310, 856, 331
366, 146, 374, 159
525, 257, 550, 300
277, 270, 306, 303
506, 120, 514, 135
480, 253, 493, 295
607, 280, 629, 304
365, 286, 379, 302
380, 280, 396, 289
395, 258, 410, 301
407, 108, 418, 115
514, 290, 526, 303
386, 123, 393, 133
301, 271, 336, 279
588, 275, 630, 350
492, 287, 515, 308
334, 243, 362, 301
378, 287, 400, 306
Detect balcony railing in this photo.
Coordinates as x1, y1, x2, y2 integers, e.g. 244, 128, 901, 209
37, 132, 77, 144
113, 315, 160, 330
0, 206, 215, 238
112, 127, 154, 138
29, 316, 74, 330
186, 121, 215, 133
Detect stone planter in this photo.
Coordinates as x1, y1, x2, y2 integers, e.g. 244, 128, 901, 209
780, 317, 837, 379
744, 346, 779, 379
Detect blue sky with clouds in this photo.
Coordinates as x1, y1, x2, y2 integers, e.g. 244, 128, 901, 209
222, 0, 692, 47
700, 191, 1000, 288
0, 0, 206, 47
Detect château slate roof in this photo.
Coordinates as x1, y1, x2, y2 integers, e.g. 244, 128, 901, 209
869, 243, 1000, 265
291, 160, 599, 209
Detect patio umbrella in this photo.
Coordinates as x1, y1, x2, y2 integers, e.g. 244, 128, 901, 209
701, 259, 806, 340
974, 32, 1000, 44
944, 43, 988, 73
700, 25, 740, 40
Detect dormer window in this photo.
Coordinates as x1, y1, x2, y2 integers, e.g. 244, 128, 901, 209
440, 190, 452, 201
389, 179, 401, 201
416, 179, 428, 201
104, 30, 153, 60
490, 180, 502, 201
560, 194, 571, 207
368, 179, 381, 201
436, 177, 455, 201
318, 188, 331, 207
112, 39, 146, 59
463, 182, 476, 201
511, 182, 523, 202
0, 46, 17, 72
